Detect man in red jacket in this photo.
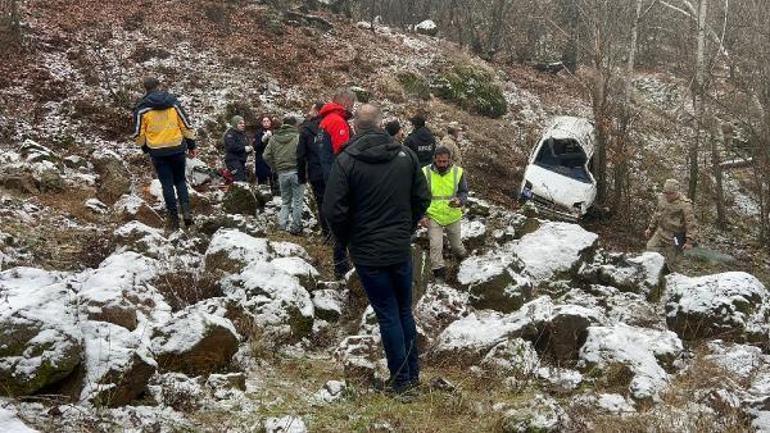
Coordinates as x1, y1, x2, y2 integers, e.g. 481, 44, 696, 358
317, 88, 356, 278
319, 89, 356, 154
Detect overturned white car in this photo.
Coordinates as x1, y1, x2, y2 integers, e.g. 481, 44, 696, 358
519, 116, 597, 221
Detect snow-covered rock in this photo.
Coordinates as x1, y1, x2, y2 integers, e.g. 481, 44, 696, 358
512, 222, 598, 283
457, 246, 533, 313
204, 228, 271, 275
0, 404, 39, 433
665, 272, 769, 343
92, 150, 131, 205
481, 338, 539, 377
414, 283, 470, 339
0, 267, 82, 396
536, 367, 583, 393
312, 289, 345, 322
186, 157, 212, 186
461, 219, 487, 250
222, 182, 263, 216
271, 256, 319, 289
579, 324, 683, 400
113, 221, 167, 258
152, 305, 239, 375
432, 297, 554, 364
77, 251, 160, 331
542, 304, 606, 361
334, 335, 381, 385
113, 193, 163, 227
264, 416, 307, 433
310, 380, 347, 405
501, 394, 569, 433
78, 320, 157, 406
149, 372, 206, 411
705, 340, 766, 380
222, 261, 314, 341
414, 19, 438, 36
578, 251, 666, 298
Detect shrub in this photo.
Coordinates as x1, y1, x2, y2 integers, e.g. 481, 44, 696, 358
152, 271, 223, 311
431, 64, 508, 118
398, 71, 431, 100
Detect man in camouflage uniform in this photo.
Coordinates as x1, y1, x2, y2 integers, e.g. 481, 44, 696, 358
645, 179, 697, 271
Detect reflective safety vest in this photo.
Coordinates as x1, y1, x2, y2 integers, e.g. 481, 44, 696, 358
423, 165, 464, 226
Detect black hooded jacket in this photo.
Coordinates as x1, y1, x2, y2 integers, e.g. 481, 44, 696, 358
323, 129, 431, 267
404, 126, 436, 166
296, 115, 323, 184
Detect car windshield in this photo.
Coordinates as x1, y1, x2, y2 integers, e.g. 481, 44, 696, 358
534, 137, 591, 183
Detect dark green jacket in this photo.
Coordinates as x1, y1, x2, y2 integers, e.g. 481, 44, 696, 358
264, 125, 300, 173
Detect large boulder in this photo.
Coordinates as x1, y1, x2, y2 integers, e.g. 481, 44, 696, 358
222, 261, 315, 342
77, 252, 160, 331
0, 268, 83, 396
113, 194, 164, 228
92, 150, 132, 205
414, 19, 438, 36
204, 228, 272, 276
539, 304, 605, 361
431, 297, 554, 365
578, 251, 666, 298
414, 283, 470, 340
480, 338, 540, 378
152, 306, 240, 376
222, 182, 263, 216
312, 289, 345, 322
113, 221, 167, 258
512, 222, 598, 284
578, 324, 683, 400
457, 247, 533, 313
76, 321, 157, 406
665, 272, 769, 344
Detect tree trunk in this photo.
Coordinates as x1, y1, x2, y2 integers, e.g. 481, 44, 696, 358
711, 123, 727, 229
688, 0, 709, 201
561, 0, 579, 73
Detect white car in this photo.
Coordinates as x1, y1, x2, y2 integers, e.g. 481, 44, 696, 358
519, 116, 597, 221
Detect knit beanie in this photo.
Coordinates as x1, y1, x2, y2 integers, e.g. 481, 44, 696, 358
230, 115, 244, 128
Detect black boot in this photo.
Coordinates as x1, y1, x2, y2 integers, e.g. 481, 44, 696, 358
181, 202, 193, 228
168, 213, 181, 232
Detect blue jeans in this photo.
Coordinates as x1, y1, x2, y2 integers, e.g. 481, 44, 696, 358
278, 171, 305, 231
356, 260, 418, 389
151, 153, 189, 217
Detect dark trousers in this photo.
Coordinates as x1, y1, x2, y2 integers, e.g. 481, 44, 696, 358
356, 260, 418, 389
226, 158, 248, 182
151, 153, 189, 217
310, 179, 328, 235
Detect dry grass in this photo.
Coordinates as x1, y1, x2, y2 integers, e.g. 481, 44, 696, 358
152, 270, 223, 311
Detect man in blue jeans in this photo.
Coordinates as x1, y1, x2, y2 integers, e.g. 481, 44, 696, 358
323, 104, 430, 393
133, 77, 197, 231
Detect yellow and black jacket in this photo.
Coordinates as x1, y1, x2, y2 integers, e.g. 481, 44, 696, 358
132, 91, 196, 157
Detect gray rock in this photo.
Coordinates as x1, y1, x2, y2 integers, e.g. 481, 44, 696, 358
501, 394, 569, 433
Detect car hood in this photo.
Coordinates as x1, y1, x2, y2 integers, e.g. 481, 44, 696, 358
523, 164, 596, 214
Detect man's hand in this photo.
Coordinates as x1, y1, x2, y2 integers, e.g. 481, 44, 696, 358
449, 198, 462, 208
644, 228, 652, 239
419, 217, 429, 228
245, 145, 253, 154
188, 148, 199, 158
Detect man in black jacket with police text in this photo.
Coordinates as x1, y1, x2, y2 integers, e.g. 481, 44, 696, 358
323, 103, 430, 394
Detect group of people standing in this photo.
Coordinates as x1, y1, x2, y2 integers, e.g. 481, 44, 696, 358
133, 78, 472, 395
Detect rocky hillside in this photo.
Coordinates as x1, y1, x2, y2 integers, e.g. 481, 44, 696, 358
1, 1, 770, 433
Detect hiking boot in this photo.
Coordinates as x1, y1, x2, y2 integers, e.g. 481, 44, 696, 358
167, 214, 181, 232
432, 267, 446, 283
179, 202, 193, 228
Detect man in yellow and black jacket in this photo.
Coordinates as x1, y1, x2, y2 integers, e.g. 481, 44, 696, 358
132, 77, 197, 231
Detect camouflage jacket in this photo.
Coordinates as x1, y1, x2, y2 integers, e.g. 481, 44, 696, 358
647, 193, 697, 241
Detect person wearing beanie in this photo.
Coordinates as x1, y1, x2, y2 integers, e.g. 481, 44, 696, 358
404, 110, 436, 166
132, 76, 197, 231
645, 178, 698, 271
223, 115, 252, 182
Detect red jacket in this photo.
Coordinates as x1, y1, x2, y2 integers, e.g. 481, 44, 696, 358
318, 103, 351, 155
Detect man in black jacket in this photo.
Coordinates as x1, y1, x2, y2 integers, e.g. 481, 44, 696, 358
403, 110, 436, 167
323, 103, 431, 394
297, 101, 327, 233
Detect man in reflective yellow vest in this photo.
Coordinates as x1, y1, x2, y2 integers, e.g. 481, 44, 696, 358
421, 146, 468, 281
